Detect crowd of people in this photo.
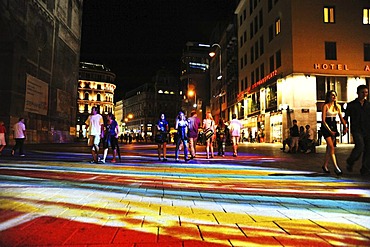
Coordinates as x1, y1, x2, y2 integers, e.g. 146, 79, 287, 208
1, 85, 369, 177
154, 110, 243, 162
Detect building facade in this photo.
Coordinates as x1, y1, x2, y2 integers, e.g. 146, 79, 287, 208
114, 100, 124, 134
77, 62, 116, 138
0, 0, 83, 143
234, 0, 370, 143
124, 69, 181, 139
209, 21, 239, 124
180, 42, 212, 122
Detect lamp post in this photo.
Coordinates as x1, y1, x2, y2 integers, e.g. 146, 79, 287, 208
209, 44, 222, 80
188, 89, 197, 109
209, 43, 223, 120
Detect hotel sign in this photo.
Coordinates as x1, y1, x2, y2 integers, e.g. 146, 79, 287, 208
314, 63, 370, 71
314, 63, 349, 70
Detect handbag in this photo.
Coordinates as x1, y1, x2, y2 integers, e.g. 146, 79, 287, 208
155, 133, 163, 143
205, 128, 214, 140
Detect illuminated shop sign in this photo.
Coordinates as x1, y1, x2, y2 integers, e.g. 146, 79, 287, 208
237, 70, 278, 100
314, 63, 370, 71
314, 63, 349, 70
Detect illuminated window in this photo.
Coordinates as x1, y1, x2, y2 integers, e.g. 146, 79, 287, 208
275, 18, 281, 35
316, 76, 347, 101
325, 42, 337, 60
364, 8, 370, 24
323, 6, 335, 23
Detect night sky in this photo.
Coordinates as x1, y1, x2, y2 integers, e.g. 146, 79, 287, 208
80, 0, 236, 100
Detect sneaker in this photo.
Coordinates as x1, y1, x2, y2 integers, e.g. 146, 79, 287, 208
111, 159, 116, 163
20, 154, 25, 157
305, 150, 311, 154
89, 160, 96, 164
175, 158, 180, 162
162, 158, 167, 161
100, 159, 105, 164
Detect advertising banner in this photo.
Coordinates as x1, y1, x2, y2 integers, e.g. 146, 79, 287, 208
25, 74, 48, 115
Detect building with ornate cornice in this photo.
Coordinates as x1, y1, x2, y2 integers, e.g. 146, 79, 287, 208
77, 62, 116, 138
0, 0, 83, 143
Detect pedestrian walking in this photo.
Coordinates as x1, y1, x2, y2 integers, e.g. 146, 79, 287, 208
321, 90, 347, 175
229, 114, 243, 157
175, 111, 189, 162
344, 84, 370, 176
11, 118, 26, 157
203, 112, 215, 159
187, 110, 200, 159
289, 120, 299, 153
102, 113, 120, 163
0, 120, 7, 155
155, 113, 169, 161
216, 118, 228, 157
85, 106, 104, 163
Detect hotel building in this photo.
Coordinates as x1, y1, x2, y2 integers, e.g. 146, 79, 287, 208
234, 0, 370, 143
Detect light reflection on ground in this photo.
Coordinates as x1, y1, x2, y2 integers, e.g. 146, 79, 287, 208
0, 157, 370, 246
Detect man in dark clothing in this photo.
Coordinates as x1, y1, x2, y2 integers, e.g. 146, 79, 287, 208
289, 119, 300, 153
344, 85, 370, 176
188, 110, 200, 159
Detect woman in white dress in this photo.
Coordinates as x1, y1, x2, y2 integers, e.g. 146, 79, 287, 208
202, 112, 215, 159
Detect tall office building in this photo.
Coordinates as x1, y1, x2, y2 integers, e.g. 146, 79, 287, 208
180, 42, 212, 122
235, 0, 370, 143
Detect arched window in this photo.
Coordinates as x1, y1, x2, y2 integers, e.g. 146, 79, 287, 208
84, 104, 88, 112
97, 94, 101, 101
84, 92, 89, 100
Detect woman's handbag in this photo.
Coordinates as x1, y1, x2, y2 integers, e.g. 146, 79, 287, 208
204, 128, 214, 140
155, 132, 168, 143
155, 133, 163, 143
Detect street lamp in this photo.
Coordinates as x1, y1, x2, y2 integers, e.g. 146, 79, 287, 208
188, 89, 197, 108
209, 43, 222, 80
209, 43, 223, 120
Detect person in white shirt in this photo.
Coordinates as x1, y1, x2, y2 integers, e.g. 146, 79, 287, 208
202, 112, 215, 159
11, 118, 26, 157
85, 106, 104, 163
229, 114, 243, 157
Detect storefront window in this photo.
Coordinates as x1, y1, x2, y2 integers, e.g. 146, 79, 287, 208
250, 92, 260, 113
316, 76, 347, 102
265, 83, 277, 111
